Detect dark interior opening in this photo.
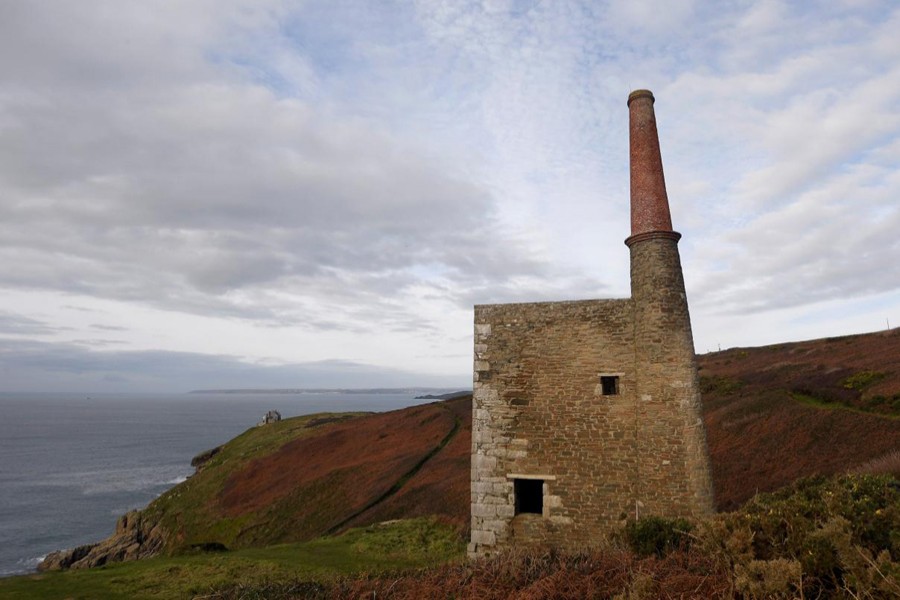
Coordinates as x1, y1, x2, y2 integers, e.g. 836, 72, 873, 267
514, 478, 544, 515
601, 375, 619, 396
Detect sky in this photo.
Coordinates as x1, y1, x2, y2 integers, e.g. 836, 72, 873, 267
1, 0, 899, 393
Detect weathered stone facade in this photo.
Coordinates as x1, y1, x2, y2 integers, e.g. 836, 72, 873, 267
469, 90, 715, 557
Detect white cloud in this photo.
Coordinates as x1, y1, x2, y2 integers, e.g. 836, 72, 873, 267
1, 0, 899, 388
606, 0, 696, 33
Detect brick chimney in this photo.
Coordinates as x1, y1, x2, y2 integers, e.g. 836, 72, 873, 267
625, 89, 715, 519
625, 89, 680, 247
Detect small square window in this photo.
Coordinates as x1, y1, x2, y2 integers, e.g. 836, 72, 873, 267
514, 478, 543, 515
600, 376, 619, 396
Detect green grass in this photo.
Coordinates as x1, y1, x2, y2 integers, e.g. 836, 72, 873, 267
790, 391, 900, 420
0, 518, 465, 600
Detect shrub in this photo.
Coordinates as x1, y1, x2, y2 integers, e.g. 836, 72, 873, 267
842, 371, 886, 391
699, 375, 744, 395
734, 558, 802, 599
703, 474, 900, 597
620, 515, 693, 558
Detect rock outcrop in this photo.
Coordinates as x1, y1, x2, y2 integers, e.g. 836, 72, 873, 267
190, 445, 222, 470
38, 509, 165, 571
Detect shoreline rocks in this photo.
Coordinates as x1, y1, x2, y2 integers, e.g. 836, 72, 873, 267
38, 510, 165, 571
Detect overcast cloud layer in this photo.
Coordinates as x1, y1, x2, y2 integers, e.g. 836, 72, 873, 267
1, 0, 899, 392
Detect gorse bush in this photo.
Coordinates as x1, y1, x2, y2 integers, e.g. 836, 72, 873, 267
620, 515, 693, 558
700, 474, 900, 598
842, 371, 887, 391
744, 475, 898, 562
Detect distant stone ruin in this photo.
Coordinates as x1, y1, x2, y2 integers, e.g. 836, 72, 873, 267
259, 409, 282, 426
469, 90, 715, 557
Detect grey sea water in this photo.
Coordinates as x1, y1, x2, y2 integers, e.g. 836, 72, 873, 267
0, 391, 433, 577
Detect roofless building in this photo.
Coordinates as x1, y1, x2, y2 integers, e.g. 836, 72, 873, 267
469, 90, 715, 556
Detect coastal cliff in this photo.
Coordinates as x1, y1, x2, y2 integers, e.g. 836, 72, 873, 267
39, 510, 165, 571
39, 396, 472, 571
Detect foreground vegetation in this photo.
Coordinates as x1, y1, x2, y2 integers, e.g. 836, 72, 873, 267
7, 474, 895, 599
206, 473, 900, 599
0, 518, 464, 600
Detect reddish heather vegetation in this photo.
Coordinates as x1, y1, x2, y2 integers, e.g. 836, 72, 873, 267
211, 474, 900, 600
698, 328, 900, 510
217, 400, 468, 540
218, 549, 732, 599
339, 393, 472, 532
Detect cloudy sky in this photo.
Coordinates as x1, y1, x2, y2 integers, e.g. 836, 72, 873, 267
1, 0, 898, 392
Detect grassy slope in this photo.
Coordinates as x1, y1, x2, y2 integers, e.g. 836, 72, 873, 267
144, 398, 470, 553
0, 518, 464, 600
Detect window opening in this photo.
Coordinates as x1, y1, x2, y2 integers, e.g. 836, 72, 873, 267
601, 375, 619, 396
514, 478, 544, 515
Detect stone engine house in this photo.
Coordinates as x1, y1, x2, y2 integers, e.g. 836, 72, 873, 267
469, 90, 715, 557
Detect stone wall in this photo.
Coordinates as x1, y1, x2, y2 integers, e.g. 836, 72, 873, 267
469, 89, 715, 559
470, 299, 638, 556
469, 238, 715, 558
629, 234, 715, 518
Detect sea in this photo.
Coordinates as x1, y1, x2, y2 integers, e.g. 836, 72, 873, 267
0, 391, 438, 577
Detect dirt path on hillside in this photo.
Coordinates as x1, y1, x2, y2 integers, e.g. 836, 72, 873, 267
326, 403, 463, 534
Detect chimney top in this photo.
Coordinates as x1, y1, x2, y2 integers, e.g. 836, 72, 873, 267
627, 89, 654, 106
625, 89, 680, 247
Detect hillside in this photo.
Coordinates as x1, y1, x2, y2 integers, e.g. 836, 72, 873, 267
699, 328, 900, 510
40, 329, 900, 571
40, 397, 472, 570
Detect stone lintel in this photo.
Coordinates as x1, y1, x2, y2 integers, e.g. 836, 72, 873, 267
506, 473, 556, 480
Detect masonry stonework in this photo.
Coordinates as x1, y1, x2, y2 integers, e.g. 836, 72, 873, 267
469, 90, 715, 558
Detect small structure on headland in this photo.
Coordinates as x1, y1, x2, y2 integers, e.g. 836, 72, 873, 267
469, 90, 715, 558
258, 409, 282, 426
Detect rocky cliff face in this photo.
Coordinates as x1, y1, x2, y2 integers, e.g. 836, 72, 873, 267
38, 509, 165, 571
